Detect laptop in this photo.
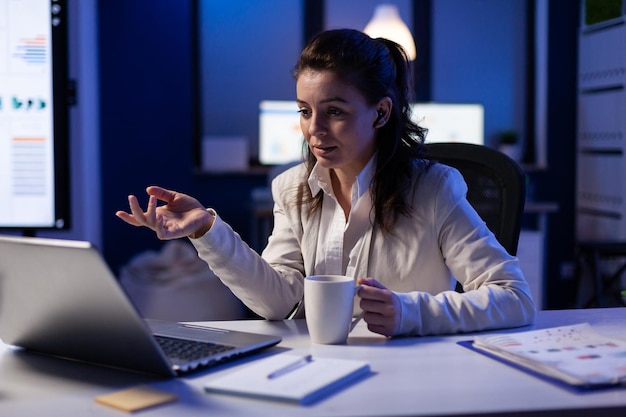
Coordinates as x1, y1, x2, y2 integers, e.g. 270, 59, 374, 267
0, 235, 281, 377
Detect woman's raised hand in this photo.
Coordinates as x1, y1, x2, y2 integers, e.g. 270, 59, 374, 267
115, 186, 214, 240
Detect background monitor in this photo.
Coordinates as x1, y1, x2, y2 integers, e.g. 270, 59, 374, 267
258, 100, 304, 166
0, 0, 70, 230
410, 103, 484, 145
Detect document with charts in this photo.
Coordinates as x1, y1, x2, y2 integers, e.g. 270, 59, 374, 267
472, 323, 626, 387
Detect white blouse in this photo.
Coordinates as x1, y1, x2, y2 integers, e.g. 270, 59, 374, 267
309, 156, 375, 278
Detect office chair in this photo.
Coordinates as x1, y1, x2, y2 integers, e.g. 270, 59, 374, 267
424, 142, 526, 256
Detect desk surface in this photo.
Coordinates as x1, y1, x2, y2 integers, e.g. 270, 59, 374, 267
2, 308, 626, 416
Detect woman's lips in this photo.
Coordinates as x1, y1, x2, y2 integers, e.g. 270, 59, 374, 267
313, 145, 337, 157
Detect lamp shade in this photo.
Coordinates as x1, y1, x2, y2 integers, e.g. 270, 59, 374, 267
363, 4, 416, 61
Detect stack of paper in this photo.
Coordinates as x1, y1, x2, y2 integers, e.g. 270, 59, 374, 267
204, 354, 370, 405
472, 323, 626, 387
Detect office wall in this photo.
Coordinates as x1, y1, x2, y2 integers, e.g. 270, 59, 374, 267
98, 0, 267, 273
198, 0, 302, 159
431, 0, 527, 148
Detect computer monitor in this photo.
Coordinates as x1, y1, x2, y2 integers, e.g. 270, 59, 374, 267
258, 100, 304, 165
410, 103, 484, 145
0, 0, 70, 230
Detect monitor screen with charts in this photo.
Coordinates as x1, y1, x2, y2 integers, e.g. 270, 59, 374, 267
258, 100, 304, 165
410, 103, 484, 145
258, 101, 484, 166
0, 0, 71, 230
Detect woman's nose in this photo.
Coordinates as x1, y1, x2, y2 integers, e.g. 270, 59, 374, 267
307, 112, 327, 137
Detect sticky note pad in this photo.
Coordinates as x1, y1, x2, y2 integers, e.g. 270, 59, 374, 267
95, 386, 178, 412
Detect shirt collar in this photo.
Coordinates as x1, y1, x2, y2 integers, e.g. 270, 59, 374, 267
307, 155, 376, 199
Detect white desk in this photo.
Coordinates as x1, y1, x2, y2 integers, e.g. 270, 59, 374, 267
1, 308, 626, 416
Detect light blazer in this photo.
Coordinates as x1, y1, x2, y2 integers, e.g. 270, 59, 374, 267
191, 161, 536, 336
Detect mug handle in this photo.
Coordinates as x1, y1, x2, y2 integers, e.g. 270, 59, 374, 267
349, 284, 364, 332
349, 311, 364, 332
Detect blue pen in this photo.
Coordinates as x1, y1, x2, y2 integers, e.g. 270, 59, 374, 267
267, 355, 314, 379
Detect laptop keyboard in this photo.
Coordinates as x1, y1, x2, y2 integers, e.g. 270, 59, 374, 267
155, 336, 236, 362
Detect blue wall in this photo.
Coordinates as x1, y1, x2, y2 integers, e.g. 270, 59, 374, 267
99, 0, 267, 273
199, 0, 302, 157
432, 0, 528, 147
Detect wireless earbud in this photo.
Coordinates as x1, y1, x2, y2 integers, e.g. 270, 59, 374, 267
373, 109, 384, 127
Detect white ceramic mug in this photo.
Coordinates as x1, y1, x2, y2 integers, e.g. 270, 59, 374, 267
304, 275, 363, 344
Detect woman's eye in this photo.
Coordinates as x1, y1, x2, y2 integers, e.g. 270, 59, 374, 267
328, 108, 342, 116
298, 109, 311, 117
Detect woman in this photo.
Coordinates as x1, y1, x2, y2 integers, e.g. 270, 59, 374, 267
117, 29, 535, 337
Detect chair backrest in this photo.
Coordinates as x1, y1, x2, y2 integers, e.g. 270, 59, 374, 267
424, 142, 526, 256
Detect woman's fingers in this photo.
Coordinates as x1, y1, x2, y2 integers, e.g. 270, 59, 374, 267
117, 187, 203, 239
357, 278, 391, 302
127, 195, 147, 224
356, 277, 401, 336
147, 185, 176, 203
145, 195, 157, 227
126, 194, 161, 232
115, 210, 139, 226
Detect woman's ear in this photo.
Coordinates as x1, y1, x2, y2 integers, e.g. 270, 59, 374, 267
373, 97, 393, 128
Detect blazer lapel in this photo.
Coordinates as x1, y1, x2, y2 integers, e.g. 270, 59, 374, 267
300, 208, 320, 276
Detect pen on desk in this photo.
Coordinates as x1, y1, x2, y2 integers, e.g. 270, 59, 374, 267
267, 354, 314, 379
